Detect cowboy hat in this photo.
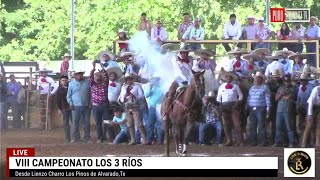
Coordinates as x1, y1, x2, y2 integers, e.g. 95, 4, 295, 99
242, 53, 254, 60
173, 47, 191, 54
120, 51, 134, 58
118, 29, 126, 34
247, 15, 255, 19
227, 48, 248, 55
252, 48, 271, 56
289, 53, 309, 60
106, 67, 123, 79
252, 71, 265, 79
208, 91, 215, 97
219, 70, 238, 81
61, 53, 72, 59
270, 69, 283, 78
297, 73, 314, 81
37, 68, 53, 73
118, 73, 149, 84
296, 64, 320, 74
310, 16, 318, 22
195, 49, 215, 57
160, 43, 179, 52
266, 55, 281, 60
276, 48, 294, 56
98, 50, 116, 61
73, 69, 86, 74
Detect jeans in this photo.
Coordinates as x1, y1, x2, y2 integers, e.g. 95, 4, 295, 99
72, 106, 91, 141
306, 43, 317, 67
147, 106, 164, 144
114, 128, 130, 144
92, 105, 107, 141
255, 43, 268, 49
275, 112, 295, 145
199, 121, 222, 144
62, 109, 72, 141
103, 108, 115, 142
247, 107, 267, 145
0, 102, 6, 130
6, 101, 20, 128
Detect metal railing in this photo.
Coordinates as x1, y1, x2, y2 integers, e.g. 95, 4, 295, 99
113, 39, 320, 68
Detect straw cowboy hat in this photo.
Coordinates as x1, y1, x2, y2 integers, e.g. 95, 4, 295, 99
37, 68, 53, 73
120, 51, 134, 58
106, 67, 123, 79
296, 64, 320, 74
297, 73, 314, 81
270, 69, 283, 78
227, 48, 248, 55
242, 53, 254, 60
252, 48, 271, 56
310, 16, 318, 22
266, 55, 281, 60
289, 53, 308, 60
173, 47, 191, 54
61, 53, 72, 59
118, 73, 148, 84
247, 15, 255, 19
98, 50, 116, 61
73, 68, 86, 74
276, 48, 294, 56
219, 69, 238, 81
252, 71, 265, 80
160, 43, 179, 52
195, 49, 215, 57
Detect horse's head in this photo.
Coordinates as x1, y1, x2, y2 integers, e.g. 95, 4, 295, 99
191, 69, 205, 98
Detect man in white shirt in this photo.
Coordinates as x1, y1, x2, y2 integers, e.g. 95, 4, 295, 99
37, 68, 58, 130
181, 17, 205, 50
217, 72, 244, 146
265, 55, 285, 79
118, 73, 147, 145
301, 86, 320, 148
222, 14, 242, 52
151, 20, 168, 43
276, 48, 294, 75
228, 48, 249, 78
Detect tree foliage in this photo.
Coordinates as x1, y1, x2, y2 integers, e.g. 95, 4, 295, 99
0, 0, 319, 61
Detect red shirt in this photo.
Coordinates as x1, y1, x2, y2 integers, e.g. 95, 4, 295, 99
89, 70, 109, 105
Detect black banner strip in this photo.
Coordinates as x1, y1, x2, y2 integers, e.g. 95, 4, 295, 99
10, 169, 278, 177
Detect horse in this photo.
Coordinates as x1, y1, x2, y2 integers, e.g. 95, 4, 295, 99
161, 70, 205, 157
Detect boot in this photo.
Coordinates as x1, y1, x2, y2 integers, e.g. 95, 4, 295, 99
139, 125, 147, 145
128, 127, 136, 145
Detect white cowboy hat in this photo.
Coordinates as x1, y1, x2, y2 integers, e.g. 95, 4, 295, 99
36, 68, 53, 73
252, 71, 265, 79
160, 43, 179, 52
120, 51, 134, 58
173, 47, 191, 54
219, 69, 238, 81
73, 69, 86, 74
276, 48, 294, 56
208, 91, 215, 97
247, 15, 255, 19
270, 69, 283, 78
289, 53, 309, 60
252, 48, 271, 56
227, 48, 248, 55
242, 53, 254, 60
191, 64, 205, 73
106, 67, 123, 79
98, 50, 116, 61
195, 49, 215, 57
61, 53, 72, 59
297, 73, 314, 81
296, 64, 320, 74
118, 73, 149, 84
118, 29, 126, 34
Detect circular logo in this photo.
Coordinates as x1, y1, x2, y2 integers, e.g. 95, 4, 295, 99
287, 151, 311, 175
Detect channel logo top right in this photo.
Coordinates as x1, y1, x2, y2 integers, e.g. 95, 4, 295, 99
284, 148, 315, 177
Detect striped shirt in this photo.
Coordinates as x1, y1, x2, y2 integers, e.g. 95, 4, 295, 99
247, 84, 271, 109
89, 70, 109, 105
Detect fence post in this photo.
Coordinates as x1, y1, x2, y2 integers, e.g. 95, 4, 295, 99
316, 40, 319, 69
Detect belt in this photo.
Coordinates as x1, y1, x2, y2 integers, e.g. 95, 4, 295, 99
92, 102, 107, 106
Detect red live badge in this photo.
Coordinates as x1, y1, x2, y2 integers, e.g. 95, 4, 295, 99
270, 8, 286, 22
6, 148, 35, 177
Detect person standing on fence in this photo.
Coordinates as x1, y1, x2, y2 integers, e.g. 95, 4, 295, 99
305, 16, 320, 68
56, 75, 72, 143
0, 72, 7, 132
60, 53, 72, 76
67, 69, 91, 143
37, 69, 58, 130
6, 74, 21, 129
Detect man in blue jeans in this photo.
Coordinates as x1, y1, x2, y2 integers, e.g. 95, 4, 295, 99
199, 91, 222, 146
144, 74, 165, 145
67, 69, 91, 143
305, 16, 320, 67
273, 75, 297, 147
246, 72, 271, 146
110, 107, 130, 144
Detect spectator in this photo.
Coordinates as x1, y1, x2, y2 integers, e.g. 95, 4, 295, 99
90, 63, 109, 143
265, 55, 285, 79
6, 74, 21, 129
246, 72, 271, 146
117, 29, 129, 54
276, 48, 294, 75
305, 16, 320, 67
0, 72, 7, 131
277, 22, 292, 50
199, 91, 222, 146
109, 107, 130, 144
37, 68, 58, 130
182, 17, 205, 50
97, 50, 119, 70
67, 69, 91, 143
252, 48, 271, 74
290, 22, 306, 53
274, 75, 297, 147
290, 53, 307, 80
177, 13, 193, 40
151, 20, 168, 44
60, 53, 72, 75
222, 14, 242, 52
194, 49, 216, 74
255, 17, 272, 49
56, 75, 72, 142
137, 12, 152, 36
242, 16, 258, 50
120, 52, 140, 75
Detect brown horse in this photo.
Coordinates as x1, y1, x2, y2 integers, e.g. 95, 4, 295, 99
161, 70, 205, 157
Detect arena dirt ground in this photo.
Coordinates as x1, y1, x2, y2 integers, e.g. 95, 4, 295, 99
0, 127, 319, 180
